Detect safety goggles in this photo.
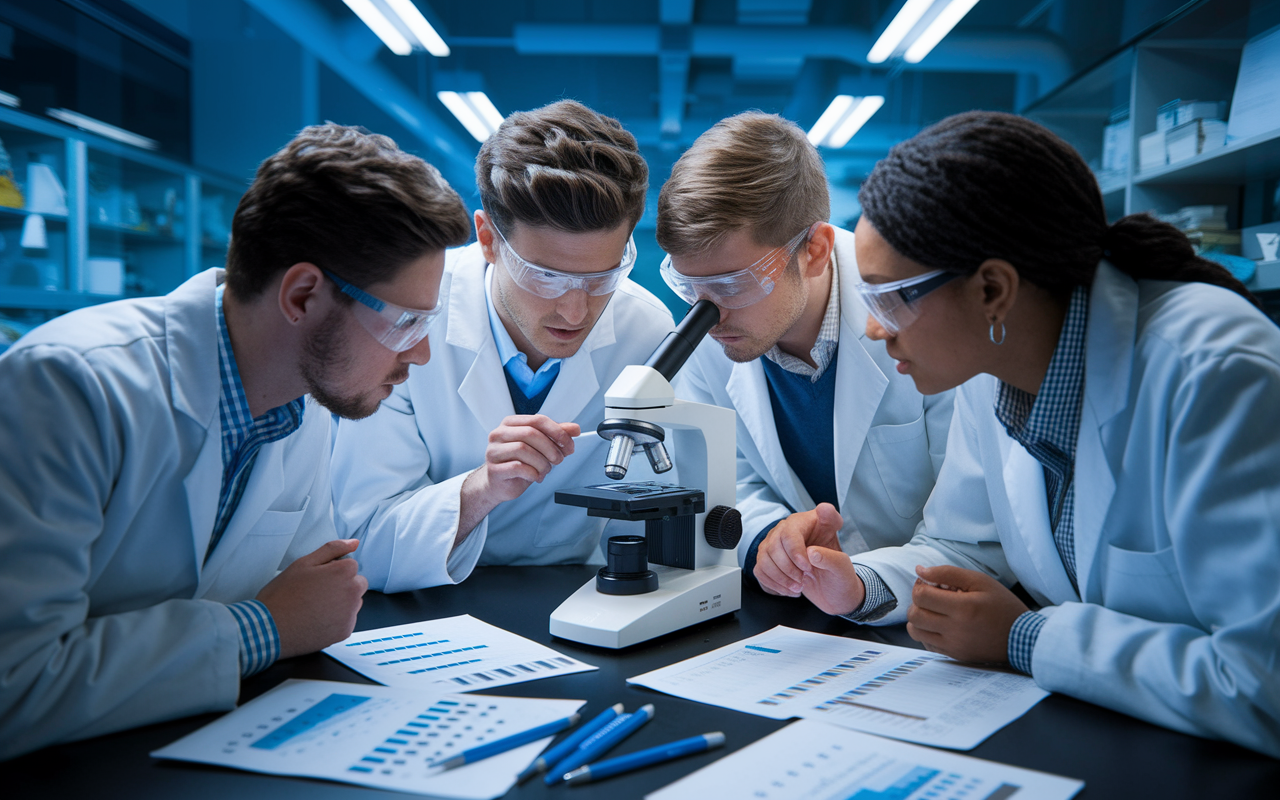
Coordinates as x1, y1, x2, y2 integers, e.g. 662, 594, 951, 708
853, 269, 959, 334
493, 224, 637, 299
659, 225, 813, 309
322, 269, 442, 352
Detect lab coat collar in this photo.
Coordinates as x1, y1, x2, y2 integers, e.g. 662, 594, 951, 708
999, 434, 1080, 605
196, 438, 287, 595
165, 269, 222, 428
1071, 261, 1136, 599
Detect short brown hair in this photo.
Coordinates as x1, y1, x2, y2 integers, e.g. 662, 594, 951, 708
657, 112, 830, 255
226, 123, 470, 298
476, 100, 647, 234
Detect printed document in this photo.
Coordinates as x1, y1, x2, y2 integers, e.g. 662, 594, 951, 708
152, 679, 583, 799
648, 719, 1083, 800
628, 626, 1048, 749
325, 614, 596, 690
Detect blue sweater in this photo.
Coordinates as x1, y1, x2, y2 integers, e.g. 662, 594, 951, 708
744, 352, 840, 583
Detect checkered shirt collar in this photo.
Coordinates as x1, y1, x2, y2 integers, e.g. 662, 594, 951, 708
995, 286, 1090, 455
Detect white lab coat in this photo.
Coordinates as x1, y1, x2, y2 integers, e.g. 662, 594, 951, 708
674, 226, 953, 564
0, 269, 336, 760
853, 262, 1280, 756
331, 243, 675, 592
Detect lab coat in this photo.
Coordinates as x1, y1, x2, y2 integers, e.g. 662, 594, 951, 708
674, 226, 953, 564
331, 243, 675, 592
853, 262, 1280, 756
0, 269, 336, 760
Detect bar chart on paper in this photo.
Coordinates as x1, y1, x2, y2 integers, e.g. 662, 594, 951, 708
628, 626, 1048, 749
324, 614, 597, 690
152, 679, 584, 799
646, 720, 1083, 800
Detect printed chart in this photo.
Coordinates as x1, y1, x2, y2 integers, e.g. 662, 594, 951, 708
647, 720, 1083, 800
629, 627, 1048, 749
324, 614, 597, 690
152, 679, 583, 799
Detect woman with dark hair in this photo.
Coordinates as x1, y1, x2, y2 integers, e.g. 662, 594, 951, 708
792, 111, 1280, 756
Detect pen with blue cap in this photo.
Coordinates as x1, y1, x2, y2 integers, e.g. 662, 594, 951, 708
516, 703, 624, 784
564, 731, 725, 785
544, 703, 655, 785
430, 712, 580, 771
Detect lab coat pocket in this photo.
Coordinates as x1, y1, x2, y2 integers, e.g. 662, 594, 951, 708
196, 498, 310, 603
1102, 544, 1195, 625
866, 415, 934, 519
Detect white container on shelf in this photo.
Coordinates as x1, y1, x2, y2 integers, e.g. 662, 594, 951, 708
85, 257, 124, 296
1139, 130, 1167, 171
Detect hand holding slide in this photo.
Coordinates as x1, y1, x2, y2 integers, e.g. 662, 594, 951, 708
257, 539, 368, 659
906, 565, 1030, 664
754, 503, 843, 597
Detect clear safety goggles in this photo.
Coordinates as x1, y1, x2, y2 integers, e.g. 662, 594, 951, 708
493, 224, 637, 299
853, 269, 959, 334
659, 225, 813, 309
323, 269, 442, 352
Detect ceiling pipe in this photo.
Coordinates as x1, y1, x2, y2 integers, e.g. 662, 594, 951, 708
243, 0, 478, 190
513, 23, 1071, 92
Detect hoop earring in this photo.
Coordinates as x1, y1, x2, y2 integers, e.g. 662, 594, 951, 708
989, 322, 1006, 345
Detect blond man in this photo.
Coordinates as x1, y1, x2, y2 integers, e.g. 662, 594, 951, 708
659, 112, 952, 616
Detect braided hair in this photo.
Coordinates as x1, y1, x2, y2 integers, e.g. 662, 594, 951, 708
858, 111, 1257, 306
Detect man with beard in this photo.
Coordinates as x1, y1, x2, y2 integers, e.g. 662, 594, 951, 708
657, 112, 952, 611
0, 123, 470, 759
332, 101, 674, 589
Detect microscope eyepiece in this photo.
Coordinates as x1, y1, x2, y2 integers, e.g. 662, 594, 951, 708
643, 299, 720, 382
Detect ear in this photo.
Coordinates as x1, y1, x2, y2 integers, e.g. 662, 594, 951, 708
974, 258, 1019, 329
800, 222, 836, 280
475, 210, 499, 264
278, 262, 327, 325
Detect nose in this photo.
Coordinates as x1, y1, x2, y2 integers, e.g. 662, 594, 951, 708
403, 333, 432, 366
556, 288, 589, 325
865, 315, 890, 341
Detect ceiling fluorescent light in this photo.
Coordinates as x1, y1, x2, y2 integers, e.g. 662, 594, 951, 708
383, 0, 450, 56
904, 0, 981, 63
867, 0, 936, 64
807, 95, 855, 146
465, 92, 504, 132
0, 90, 19, 108
438, 91, 493, 142
343, 0, 412, 56
46, 108, 159, 151
828, 96, 885, 147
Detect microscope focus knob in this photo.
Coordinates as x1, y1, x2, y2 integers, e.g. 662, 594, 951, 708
703, 506, 742, 550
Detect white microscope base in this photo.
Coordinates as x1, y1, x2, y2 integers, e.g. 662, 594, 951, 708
549, 565, 742, 649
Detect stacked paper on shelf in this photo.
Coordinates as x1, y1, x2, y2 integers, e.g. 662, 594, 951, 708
1160, 205, 1229, 231
1227, 24, 1280, 142
1158, 99, 1227, 130
1166, 118, 1227, 163
1139, 130, 1167, 171
1101, 109, 1130, 173
1185, 230, 1242, 255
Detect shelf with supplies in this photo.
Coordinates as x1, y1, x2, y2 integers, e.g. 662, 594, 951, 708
0, 104, 244, 342
1024, 0, 1280, 318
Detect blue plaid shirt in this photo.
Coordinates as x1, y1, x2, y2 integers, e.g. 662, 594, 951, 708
845, 287, 1090, 677
998, 286, 1089, 675
213, 285, 305, 677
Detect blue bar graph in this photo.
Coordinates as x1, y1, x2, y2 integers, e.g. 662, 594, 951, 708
846, 766, 940, 800
251, 694, 371, 750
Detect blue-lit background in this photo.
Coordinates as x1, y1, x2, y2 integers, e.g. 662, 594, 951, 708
1, 0, 1279, 346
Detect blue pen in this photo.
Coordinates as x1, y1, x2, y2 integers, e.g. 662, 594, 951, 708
430, 712, 580, 771
564, 732, 726, 785
544, 703, 655, 785
517, 703, 624, 784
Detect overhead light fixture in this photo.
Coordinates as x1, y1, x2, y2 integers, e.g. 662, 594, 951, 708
437, 91, 504, 142
0, 90, 19, 108
342, 0, 449, 57
867, 0, 936, 64
865, 0, 981, 64
808, 96, 884, 148
46, 108, 159, 151
905, 0, 982, 63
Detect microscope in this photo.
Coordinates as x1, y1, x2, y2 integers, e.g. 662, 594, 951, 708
550, 300, 743, 648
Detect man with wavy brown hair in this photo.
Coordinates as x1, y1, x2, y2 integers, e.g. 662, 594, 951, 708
333, 100, 674, 589
0, 124, 470, 759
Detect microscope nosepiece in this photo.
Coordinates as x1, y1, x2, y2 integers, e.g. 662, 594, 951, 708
604, 434, 636, 480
